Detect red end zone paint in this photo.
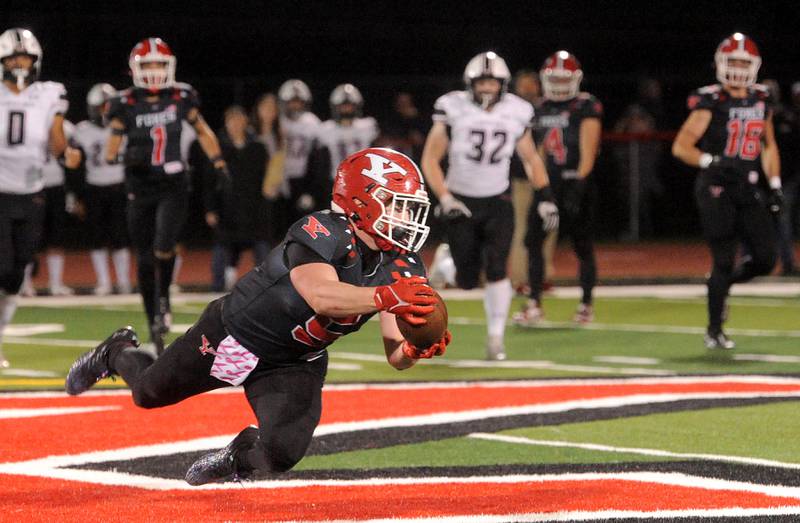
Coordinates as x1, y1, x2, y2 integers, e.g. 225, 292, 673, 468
2, 474, 800, 522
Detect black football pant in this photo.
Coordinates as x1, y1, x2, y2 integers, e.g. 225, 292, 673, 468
107, 298, 326, 474
695, 178, 776, 332
445, 192, 514, 289
126, 187, 188, 326
526, 184, 597, 304
0, 192, 45, 294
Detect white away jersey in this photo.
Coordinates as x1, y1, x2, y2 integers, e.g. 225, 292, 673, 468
0, 81, 68, 194
280, 111, 321, 180
433, 91, 533, 197
71, 120, 125, 186
42, 119, 74, 187
317, 117, 379, 178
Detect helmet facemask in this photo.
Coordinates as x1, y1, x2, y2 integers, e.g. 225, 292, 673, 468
369, 186, 430, 253
132, 58, 175, 90
715, 54, 760, 88
541, 69, 582, 101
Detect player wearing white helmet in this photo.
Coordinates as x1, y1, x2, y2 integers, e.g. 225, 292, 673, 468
277, 79, 325, 225
316, 84, 379, 191
0, 27, 69, 368
65, 83, 132, 297
421, 51, 556, 360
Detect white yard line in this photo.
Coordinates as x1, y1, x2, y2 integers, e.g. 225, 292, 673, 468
468, 432, 800, 470
593, 356, 661, 365
0, 406, 119, 420
734, 354, 800, 363
325, 506, 800, 522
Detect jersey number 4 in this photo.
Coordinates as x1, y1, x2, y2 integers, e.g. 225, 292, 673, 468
467, 129, 508, 164
724, 119, 764, 161
7, 111, 25, 146
542, 128, 567, 165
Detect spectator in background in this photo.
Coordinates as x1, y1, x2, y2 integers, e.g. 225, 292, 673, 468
253, 92, 282, 158
507, 69, 549, 293
379, 92, 427, 163
205, 106, 271, 291
613, 77, 666, 238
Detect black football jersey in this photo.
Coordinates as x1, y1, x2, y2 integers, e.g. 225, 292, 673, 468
222, 210, 427, 364
107, 83, 200, 192
533, 93, 603, 180
687, 83, 772, 180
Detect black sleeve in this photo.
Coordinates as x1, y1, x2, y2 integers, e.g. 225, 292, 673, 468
285, 211, 349, 262
283, 241, 329, 269
106, 96, 127, 128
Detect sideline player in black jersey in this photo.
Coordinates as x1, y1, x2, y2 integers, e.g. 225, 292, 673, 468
514, 51, 602, 326
103, 38, 229, 354
65, 147, 451, 485
673, 33, 781, 349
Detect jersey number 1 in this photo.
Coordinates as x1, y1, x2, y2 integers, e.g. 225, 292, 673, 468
724, 119, 764, 161
150, 125, 167, 165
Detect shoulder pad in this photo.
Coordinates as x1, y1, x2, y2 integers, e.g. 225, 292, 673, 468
687, 85, 720, 111
387, 252, 427, 278
286, 211, 352, 263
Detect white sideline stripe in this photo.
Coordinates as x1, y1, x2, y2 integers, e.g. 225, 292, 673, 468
469, 433, 800, 470
0, 369, 58, 377
3, 374, 800, 398
328, 362, 363, 371
0, 406, 118, 419
331, 352, 675, 376
735, 354, 800, 363
440, 283, 800, 300
3, 389, 800, 471
328, 506, 800, 522
5, 324, 64, 336
17, 292, 224, 307
594, 356, 661, 365
515, 320, 800, 338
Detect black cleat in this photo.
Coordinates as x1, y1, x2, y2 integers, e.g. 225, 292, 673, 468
65, 326, 139, 395
185, 426, 259, 486
704, 329, 735, 350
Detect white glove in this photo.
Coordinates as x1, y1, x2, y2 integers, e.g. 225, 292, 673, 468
437, 193, 472, 219
537, 201, 559, 232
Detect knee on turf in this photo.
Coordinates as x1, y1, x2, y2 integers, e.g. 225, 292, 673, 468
131, 382, 170, 409
257, 439, 305, 473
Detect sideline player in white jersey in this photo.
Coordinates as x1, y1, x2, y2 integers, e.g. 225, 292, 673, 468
422, 51, 557, 361
0, 28, 68, 368
38, 118, 76, 296
317, 84, 380, 186
278, 79, 324, 224
65, 83, 132, 296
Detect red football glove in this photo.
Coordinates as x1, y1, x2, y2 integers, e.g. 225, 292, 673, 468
374, 276, 436, 326
402, 330, 452, 359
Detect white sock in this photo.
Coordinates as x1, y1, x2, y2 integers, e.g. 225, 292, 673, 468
47, 253, 65, 290
0, 292, 19, 350
112, 248, 131, 289
172, 254, 183, 285
22, 262, 35, 292
224, 266, 238, 291
484, 278, 513, 338
91, 249, 111, 288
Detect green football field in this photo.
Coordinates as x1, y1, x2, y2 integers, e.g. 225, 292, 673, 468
3, 289, 800, 520
1, 291, 799, 388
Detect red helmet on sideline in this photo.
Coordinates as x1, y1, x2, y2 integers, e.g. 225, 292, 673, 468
332, 148, 430, 253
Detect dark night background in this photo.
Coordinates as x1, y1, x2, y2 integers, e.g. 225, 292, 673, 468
4, 1, 800, 243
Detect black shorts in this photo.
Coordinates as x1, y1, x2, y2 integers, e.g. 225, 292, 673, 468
42, 185, 70, 249
694, 177, 773, 242
444, 191, 514, 288
0, 191, 45, 292
85, 183, 129, 250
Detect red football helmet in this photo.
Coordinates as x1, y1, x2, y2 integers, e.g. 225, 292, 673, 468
129, 37, 176, 90
715, 33, 761, 88
332, 148, 430, 253
540, 50, 583, 101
